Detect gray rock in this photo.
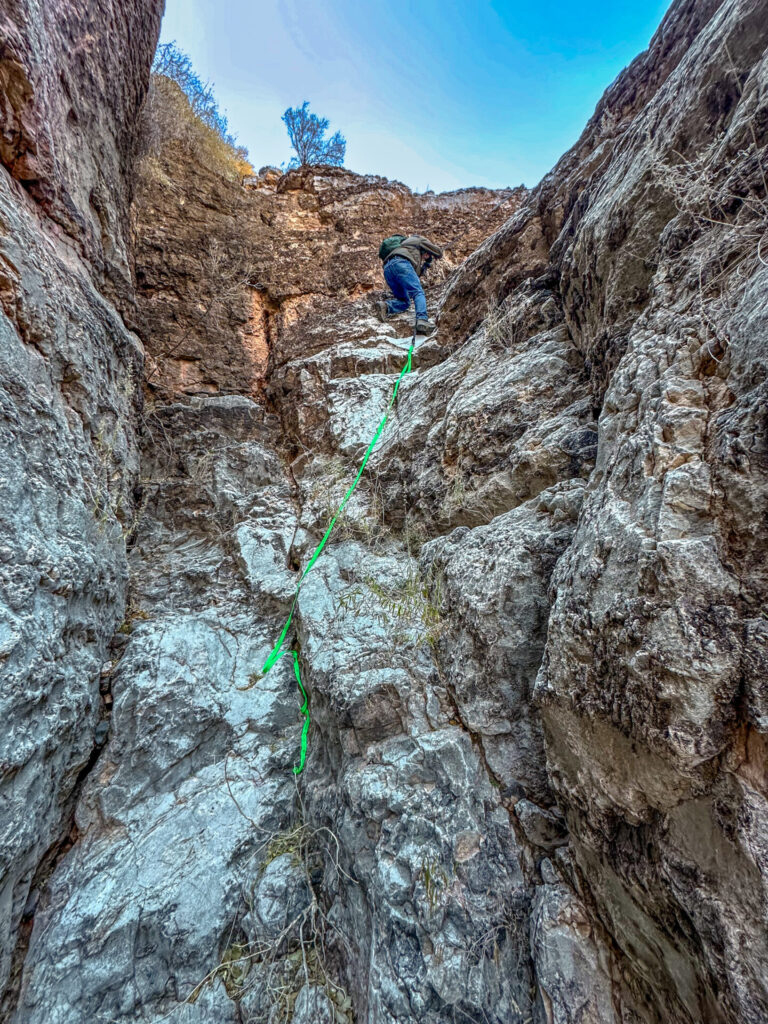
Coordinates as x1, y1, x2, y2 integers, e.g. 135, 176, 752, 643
419, 482, 585, 803
0, 0, 162, 1002
296, 537, 535, 1023
0, 0, 162, 302
234, 516, 298, 604
245, 853, 312, 944
292, 984, 336, 1024
12, 394, 301, 1021
530, 882, 616, 1024
6, 1, 768, 1022
371, 322, 597, 531
515, 800, 568, 851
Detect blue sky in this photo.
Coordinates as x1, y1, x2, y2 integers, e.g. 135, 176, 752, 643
159, 0, 671, 192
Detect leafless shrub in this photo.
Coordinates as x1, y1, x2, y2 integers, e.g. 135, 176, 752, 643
334, 564, 444, 650
139, 43, 253, 181
653, 141, 767, 355
440, 471, 498, 528
146, 769, 357, 1024
650, 42, 768, 355
152, 42, 239, 147
483, 298, 523, 351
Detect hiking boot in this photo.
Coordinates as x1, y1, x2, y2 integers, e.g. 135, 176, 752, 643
415, 318, 436, 335
373, 298, 389, 322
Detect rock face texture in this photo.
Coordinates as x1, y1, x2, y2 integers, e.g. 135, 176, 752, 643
132, 156, 523, 397
3, 0, 768, 1022
0, 0, 164, 313
0, 0, 163, 1014
435, 0, 768, 1018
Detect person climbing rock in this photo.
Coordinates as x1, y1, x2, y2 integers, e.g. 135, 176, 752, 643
375, 233, 443, 334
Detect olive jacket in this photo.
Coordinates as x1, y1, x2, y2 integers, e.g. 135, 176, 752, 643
384, 234, 443, 275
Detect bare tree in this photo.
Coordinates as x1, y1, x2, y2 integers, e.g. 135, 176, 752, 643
152, 41, 246, 157
282, 102, 346, 168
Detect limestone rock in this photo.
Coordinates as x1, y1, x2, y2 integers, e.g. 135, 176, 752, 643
0, 0, 163, 1010
0, 0, 163, 311
515, 800, 568, 851
419, 481, 586, 802
292, 985, 336, 1024
4, 0, 768, 1022
133, 149, 525, 397
13, 394, 301, 1023
530, 880, 616, 1024
245, 854, 312, 944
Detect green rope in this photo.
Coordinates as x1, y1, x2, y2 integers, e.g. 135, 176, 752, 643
259, 343, 414, 774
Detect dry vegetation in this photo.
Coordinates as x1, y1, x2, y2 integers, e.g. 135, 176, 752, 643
139, 44, 253, 182
650, 44, 768, 354
162, 777, 355, 1024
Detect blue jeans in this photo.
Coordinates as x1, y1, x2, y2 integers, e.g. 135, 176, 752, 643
384, 257, 428, 320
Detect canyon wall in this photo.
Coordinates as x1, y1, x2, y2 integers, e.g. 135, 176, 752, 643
0, 0, 163, 1013
1, 0, 767, 1022
439, 0, 768, 1017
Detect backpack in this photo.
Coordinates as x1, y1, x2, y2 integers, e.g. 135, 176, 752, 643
378, 234, 406, 261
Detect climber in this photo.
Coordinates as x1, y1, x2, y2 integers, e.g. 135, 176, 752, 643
374, 233, 443, 334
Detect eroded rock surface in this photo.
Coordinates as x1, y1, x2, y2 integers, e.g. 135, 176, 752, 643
14, 396, 302, 1024
0, 0, 162, 1012
132, 153, 524, 397
0, 0, 163, 311
3, 0, 768, 1022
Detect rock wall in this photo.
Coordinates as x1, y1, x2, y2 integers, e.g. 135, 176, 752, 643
438, 0, 768, 1018
132, 150, 524, 397
3, 0, 768, 1022
0, 0, 163, 1015
0, 0, 163, 313
5, 46, 529, 1024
